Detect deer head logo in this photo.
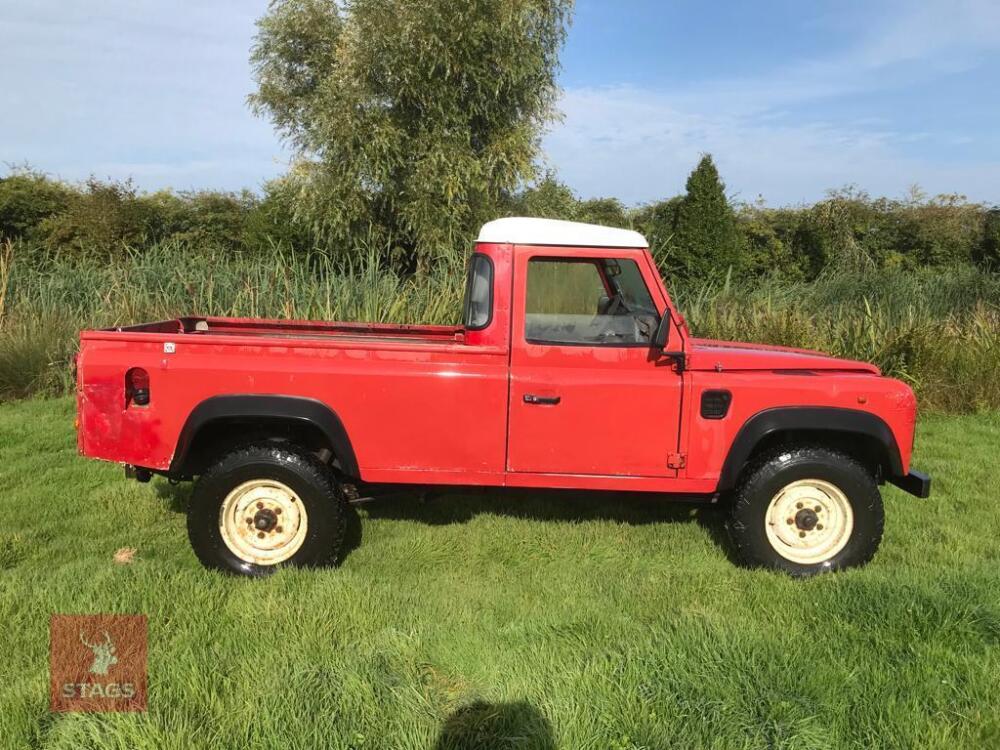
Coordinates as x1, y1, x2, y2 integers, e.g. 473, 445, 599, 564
79, 630, 118, 676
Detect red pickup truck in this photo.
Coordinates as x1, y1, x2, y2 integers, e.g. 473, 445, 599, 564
77, 218, 930, 577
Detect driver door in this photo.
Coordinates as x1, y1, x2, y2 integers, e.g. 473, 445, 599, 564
506, 248, 684, 478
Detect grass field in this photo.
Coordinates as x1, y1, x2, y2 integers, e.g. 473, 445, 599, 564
1, 397, 998, 749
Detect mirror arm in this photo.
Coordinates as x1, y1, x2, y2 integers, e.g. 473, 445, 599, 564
661, 350, 686, 372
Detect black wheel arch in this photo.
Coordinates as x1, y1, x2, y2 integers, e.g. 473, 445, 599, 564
170, 395, 359, 479
717, 407, 903, 492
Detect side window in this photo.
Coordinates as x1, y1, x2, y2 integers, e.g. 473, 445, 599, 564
525, 257, 660, 346
462, 253, 493, 330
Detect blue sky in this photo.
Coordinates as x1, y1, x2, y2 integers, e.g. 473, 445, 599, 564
1, 0, 997, 206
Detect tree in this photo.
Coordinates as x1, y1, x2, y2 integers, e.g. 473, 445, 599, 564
506, 172, 627, 229
576, 197, 627, 228
250, 0, 573, 267
38, 177, 157, 255
974, 208, 1000, 270
736, 201, 806, 281
507, 173, 579, 220
632, 196, 682, 271
0, 169, 72, 241
670, 155, 741, 280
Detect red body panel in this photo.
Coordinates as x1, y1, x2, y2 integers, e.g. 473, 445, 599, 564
77, 240, 918, 494
506, 245, 684, 478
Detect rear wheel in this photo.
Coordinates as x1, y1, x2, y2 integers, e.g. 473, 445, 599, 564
728, 446, 883, 576
188, 443, 353, 576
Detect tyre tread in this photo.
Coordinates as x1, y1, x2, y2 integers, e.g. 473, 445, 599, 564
728, 444, 884, 576
188, 442, 350, 574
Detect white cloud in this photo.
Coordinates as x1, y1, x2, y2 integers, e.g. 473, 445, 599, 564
0, 0, 288, 191
1, 0, 996, 204
858, 0, 1000, 68
544, 86, 999, 206
676, 0, 1000, 113
545, 0, 1000, 205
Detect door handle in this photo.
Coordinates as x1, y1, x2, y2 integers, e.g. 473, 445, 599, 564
524, 394, 561, 405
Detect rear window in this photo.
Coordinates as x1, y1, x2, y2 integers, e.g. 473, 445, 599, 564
462, 253, 493, 330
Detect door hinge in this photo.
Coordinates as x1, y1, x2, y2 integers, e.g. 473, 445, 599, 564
667, 452, 686, 469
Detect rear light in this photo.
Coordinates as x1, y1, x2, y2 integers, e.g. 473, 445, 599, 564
126, 368, 150, 406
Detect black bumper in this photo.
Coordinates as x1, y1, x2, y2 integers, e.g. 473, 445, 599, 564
889, 470, 931, 498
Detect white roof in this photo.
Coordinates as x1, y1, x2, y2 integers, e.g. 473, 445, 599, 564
477, 217, 647, 248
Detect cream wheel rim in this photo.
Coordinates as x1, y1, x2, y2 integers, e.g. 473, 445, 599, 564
219, 479, 307, 565
764, 479, 854, 564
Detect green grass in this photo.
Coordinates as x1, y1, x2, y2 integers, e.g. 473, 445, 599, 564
1, 398, 998, 749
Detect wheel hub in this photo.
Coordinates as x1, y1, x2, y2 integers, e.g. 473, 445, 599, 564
219, 479, 308, 566
794, 508, 819, 531
253, 508, 278, 532
764, 478, 854, 565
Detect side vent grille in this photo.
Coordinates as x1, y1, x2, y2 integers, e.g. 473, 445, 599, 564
700, 390, 732, 420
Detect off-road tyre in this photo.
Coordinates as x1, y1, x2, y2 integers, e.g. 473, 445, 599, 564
728, 445, 884, 576
188, 443, 352, 576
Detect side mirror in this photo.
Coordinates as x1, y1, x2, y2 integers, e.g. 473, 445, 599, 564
652, 315, 686, 371
652, 314, 670, 350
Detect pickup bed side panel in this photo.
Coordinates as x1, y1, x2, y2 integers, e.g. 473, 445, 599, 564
77, 341, 166, 465
77, 337, 510, 482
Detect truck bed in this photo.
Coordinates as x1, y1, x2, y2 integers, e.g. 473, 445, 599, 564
77, 313, 506, 478
108, 316, 465, 345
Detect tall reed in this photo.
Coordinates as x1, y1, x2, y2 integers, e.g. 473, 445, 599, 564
0, 239, 996, 412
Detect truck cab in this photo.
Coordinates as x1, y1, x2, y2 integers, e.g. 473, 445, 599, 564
474, 219, 687, 483
76, 217, 930, 577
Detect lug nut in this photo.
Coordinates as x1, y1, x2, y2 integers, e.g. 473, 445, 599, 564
246, 518, 253, 525
817, 524, 824, 530
786, 518, 794, 525
256, 502, 264, 509
799, 531, 806, 538
796, 502, 803, 509
275, 526, 283, 534
257, 532, 265, 539
814, 506, 821, 513
275, 508, 282, 515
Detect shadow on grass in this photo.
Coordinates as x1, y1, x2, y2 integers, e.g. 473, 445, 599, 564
153, 480, 736, 565
154, 481, 191, 514
433, 701, 554, 750
362, 485, 736, 563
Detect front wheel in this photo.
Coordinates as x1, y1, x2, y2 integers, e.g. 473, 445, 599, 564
188, 443, 353, 576
728, 446, 884, 576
